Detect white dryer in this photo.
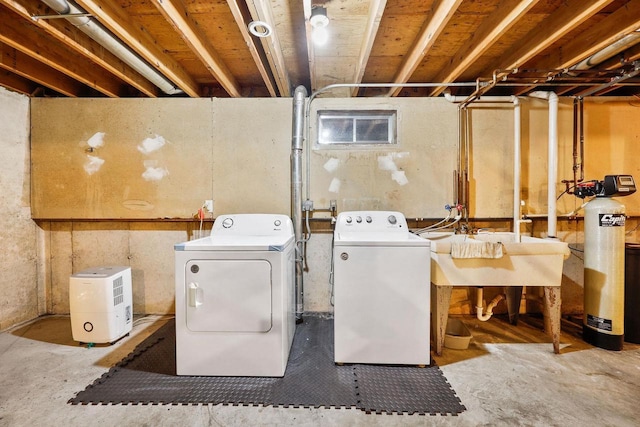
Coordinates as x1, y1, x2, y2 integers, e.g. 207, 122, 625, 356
174, 213, 295, 377
333, 211, 431, 365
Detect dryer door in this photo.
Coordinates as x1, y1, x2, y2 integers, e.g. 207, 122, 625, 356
185, 259, 272, 332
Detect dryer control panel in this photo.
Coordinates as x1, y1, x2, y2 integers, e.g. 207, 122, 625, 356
335, 211, 408, 234
212, 214, 293, 236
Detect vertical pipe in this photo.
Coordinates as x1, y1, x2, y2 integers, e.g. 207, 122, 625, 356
579, 97, 585, 182
529, 91, 559, 238
572, 98, 579, 188
291, 85, 307, 321
512, 96, 521, 242
548, 92, 559, 238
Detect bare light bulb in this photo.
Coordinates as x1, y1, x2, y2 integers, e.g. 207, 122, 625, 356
313, 26, 329, 46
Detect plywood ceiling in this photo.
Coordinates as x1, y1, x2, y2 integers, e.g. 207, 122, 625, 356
1, 0, 639, 98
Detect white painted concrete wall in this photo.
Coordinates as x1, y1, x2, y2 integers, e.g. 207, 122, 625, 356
0, 88, 38, 330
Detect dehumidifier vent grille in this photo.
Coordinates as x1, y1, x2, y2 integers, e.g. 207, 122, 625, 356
113, 276, 124, 306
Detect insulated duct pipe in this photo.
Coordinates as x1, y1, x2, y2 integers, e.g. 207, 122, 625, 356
291, 85, 307, 321
41, 0, 181, 95
529, 91, 559, 238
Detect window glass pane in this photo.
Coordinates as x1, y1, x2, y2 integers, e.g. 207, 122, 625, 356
320, 118, 353, 143
356, 118, 389, 142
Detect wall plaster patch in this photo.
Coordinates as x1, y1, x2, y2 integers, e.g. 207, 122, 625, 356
138, 134, 167, 155
87, 132, 106, 149
328, 177, 341, 193
323, 157, 340, 173
378, 153, 410, 185
83, 155, 105, 175
142, 160, 169, 182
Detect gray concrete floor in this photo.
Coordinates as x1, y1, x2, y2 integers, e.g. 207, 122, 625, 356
1, 314, 639, 427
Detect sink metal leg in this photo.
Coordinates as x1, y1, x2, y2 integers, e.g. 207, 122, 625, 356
543, 286, 561, 354
505, 286, 523, 325
432, 284, 452, 356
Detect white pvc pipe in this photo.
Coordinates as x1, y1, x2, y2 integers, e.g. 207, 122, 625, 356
476, 287, 505, 321
512, 96, 521, 242
529, 91, 559, 238
41, 0, 181, 95
548, 93, 559, 238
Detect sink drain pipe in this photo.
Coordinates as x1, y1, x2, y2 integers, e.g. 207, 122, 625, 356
476, 287, 506, 321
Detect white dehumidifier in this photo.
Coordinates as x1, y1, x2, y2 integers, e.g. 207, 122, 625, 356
70, 266, 133, 344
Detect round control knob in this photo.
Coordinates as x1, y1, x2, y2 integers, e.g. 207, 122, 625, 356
83, 322, 93, 332
356, 216, 362, 223
366, 216, 372, 223
346, 216, 353, 224
222, 218, 234, 228
274, 219, 281, 227
388, 215, 397, 225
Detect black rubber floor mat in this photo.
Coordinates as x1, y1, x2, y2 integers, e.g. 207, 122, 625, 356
355, 364, 465, 415
69, 315, 465, 415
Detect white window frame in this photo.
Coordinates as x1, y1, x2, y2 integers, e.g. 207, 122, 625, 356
316, 110, 397, 148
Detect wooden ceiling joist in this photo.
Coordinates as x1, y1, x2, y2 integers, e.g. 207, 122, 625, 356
227, 0, 278, 97
0, 68, 39, 96
246, 0, 291, 97
0, 42, 84, 97
429, 0, 539, 97
0, 6, 125, 97
351, 0, 387, 97
499, 0, 614, 71
75, 0, 200, 97
0, 0, 160, 97
533, 1, 640, 71
388, 0, 464, 97
152, 0, 242, 98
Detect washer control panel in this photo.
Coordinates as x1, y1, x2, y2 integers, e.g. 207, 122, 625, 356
335, 211, 408, 233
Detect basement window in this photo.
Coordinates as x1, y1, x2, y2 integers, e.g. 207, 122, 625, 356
317, 110, 397, 147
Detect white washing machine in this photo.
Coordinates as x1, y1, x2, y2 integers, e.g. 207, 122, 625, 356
333, 211, 431, 365
174, 213, 295, 377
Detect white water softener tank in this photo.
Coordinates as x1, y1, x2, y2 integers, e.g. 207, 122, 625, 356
581, 175, 636, 350
70, 266, 133, 344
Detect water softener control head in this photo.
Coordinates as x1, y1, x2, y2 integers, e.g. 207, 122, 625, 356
575, 175, 636, 198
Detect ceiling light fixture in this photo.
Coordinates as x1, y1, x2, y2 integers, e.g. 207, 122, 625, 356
310, 6, 329, 46
310, 6, 329, 29
248, 20, 273, 38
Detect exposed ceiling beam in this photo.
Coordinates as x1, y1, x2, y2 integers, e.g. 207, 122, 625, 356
152, 0, 242, 98
75, 0, 200, 97
227, 0, 278, 97
532, 1, 640, 70
0, 42, 84, 96
0, 0, 159, 97
388, 0, 464, 97
302, 0, 316, 92
245, 0, 291, 96
0, 68, 39, 96
429, 0, 538, 97
351, 0, 387, 97
0, 6, 125, 97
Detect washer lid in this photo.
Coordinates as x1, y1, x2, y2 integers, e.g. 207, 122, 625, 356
175, 234, 294, 251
